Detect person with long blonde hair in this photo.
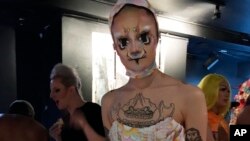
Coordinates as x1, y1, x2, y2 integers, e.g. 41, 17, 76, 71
198, 74, 231, 141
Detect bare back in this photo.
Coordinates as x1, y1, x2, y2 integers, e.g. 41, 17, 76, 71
0, 114, 49, 141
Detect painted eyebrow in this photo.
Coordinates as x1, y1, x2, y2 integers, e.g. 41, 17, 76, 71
137, 26, 151, 36
113, 25, 152, 39
113, 32, 124, 39
114, 35, 129, 45
140, 25, 151, 30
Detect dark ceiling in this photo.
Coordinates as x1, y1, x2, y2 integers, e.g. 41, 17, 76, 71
1, 0, 249, 35
148, 0, 250, 34
103, 0, 250, 61
100, 0, 250, 34
1, 0, 250, 61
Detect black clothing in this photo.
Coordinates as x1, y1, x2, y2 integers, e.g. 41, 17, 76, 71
61, 102, 105, 141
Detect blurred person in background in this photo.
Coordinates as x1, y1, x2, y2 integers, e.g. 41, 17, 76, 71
231, 78, 250, 125
236, 94, 250, 124
49, 63, 105, 141
8, 99, 35, 118
198, 73, 231, 141
0, 99, 49, 141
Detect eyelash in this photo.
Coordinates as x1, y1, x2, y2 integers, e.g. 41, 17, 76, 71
118, 38, 128, 50
220, 88, 227, 91
139, 32, 150, 45
220, 88, 230, 93
117, 32, 151, 50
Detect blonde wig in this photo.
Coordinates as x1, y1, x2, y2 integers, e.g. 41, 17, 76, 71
198, 74, 231, 116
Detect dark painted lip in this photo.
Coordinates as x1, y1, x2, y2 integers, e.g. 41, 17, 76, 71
128, 54, 146, 61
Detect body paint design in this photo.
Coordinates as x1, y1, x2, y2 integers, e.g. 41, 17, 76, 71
185, 128, 202, 141
112, 93, 175, 128
125, 26, 139, 33
113, 25, 152, 51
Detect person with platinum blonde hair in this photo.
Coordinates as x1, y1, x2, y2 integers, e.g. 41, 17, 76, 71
198, 73, 231, 141
49, 63, 105, 141
101, 0, 207, 140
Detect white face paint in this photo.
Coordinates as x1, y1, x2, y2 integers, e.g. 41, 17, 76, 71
113, 32, 123, 42
141, 25, 151, 32
111, 6, 158, 78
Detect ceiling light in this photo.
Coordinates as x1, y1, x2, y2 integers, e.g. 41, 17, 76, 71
203, 53, 219, 70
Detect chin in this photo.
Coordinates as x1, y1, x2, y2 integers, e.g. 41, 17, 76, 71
57, 104, 64, 110
132, 63, 150, 70
125, 60, 154, 72
132, 67, 145, 72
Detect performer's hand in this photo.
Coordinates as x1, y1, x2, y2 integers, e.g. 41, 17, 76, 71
49, 118, 63, 141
